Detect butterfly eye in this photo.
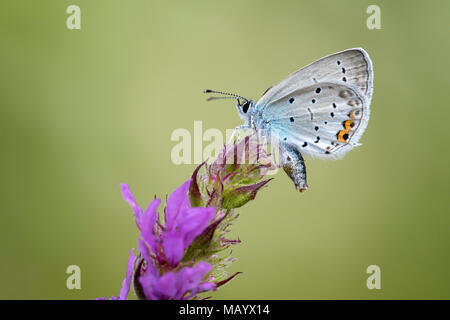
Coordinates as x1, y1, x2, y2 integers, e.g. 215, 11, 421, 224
242, 101, 250, 113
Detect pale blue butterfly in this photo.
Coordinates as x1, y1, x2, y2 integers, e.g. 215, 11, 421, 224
205, 48, 373, 191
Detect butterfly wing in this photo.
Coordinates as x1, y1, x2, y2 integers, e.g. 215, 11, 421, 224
254, 48, 373, 159
264, 81, 368, 159
256, 48, 373, 110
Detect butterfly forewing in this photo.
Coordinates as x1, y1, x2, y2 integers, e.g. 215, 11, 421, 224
256, 48, 373, 110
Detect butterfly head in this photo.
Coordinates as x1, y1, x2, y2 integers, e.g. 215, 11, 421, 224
236, 98, 254, 124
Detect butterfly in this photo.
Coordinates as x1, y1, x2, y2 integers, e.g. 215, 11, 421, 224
205, 48, 373, 192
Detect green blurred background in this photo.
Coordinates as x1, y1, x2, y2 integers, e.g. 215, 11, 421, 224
1, 0, 449, 299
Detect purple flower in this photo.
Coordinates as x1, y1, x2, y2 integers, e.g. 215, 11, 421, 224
139, 261, 216, 300
163, 181, 218, 265
122, 180, 216, 267
97, 133, 274, 300
116, 249, 135, 300
121, 180, 217, 299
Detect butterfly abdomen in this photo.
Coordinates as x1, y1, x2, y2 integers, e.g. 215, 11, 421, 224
280, 142, 308, 192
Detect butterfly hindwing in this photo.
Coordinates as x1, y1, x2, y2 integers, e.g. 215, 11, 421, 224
267, 81, 368, 158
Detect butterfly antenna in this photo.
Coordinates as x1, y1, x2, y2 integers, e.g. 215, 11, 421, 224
204, 89, 249, 103
205, 96, 238, 102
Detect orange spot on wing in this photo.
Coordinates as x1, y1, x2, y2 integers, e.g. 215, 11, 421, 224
344, 120, 353, 131
337, 130, 348, 142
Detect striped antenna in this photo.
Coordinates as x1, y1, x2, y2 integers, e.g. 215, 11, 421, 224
204, 89, 248, 103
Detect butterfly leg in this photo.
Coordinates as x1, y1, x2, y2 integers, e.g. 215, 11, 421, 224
279, 142, 308, 192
